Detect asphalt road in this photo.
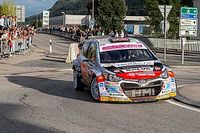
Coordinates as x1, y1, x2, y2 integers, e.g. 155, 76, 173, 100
0, 33, 200, 133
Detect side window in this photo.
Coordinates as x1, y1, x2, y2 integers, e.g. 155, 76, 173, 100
86, 42, 97, 61
81, 42, 90, 57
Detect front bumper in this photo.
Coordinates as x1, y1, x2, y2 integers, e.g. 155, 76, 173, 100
98, 77, 177, 103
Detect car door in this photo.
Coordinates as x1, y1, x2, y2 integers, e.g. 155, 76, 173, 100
79, 41, 91, 84
85, 41, 97, 84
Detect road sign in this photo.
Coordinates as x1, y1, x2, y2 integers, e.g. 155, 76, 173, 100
158, 5, 173, 61
180, 19, 197, 26
179, 7, 198, 37
181, 7, 198, 15
159, 5, 172, 19
160, 20, 170, 32
181, 14, 197, 19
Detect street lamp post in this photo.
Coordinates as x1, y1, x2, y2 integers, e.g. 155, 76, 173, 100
61, 12, 65, 26
92, 0, 94, 29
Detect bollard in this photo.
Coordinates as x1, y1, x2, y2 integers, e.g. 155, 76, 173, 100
49, 39, 52, 54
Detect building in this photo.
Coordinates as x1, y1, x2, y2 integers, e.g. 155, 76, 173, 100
124, 16, 149, 35
49, 15, 90, 26
49, 15, 148, 35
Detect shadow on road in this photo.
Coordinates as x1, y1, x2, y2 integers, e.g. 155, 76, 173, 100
41, 58, 66, 63
6, 76, 94, 103
0, 103, 65, 133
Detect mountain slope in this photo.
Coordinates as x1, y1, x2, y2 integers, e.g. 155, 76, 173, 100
49, 0, 90, 17
49, 0, 146, 17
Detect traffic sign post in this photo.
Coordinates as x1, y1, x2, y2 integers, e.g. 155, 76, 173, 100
160, 20, 170, 33
179, 7, 198, 64
159, 5, 172, 61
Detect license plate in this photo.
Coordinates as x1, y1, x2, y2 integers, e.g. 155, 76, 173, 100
125, 88, 156, 97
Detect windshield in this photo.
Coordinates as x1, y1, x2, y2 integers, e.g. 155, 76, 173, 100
100, 49, 157, 63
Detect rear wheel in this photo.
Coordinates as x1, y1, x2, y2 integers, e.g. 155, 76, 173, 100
90, 78, 100, 100
73, 70, 84, 91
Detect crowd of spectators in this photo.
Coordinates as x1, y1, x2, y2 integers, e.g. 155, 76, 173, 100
49, 24, 126, 43
0, 15, 35, 58
49, 25, 107, 41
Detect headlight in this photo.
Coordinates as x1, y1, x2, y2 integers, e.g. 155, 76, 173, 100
103, 73, 123, 82
159, 70, 168, 79
108, 74, 123, 82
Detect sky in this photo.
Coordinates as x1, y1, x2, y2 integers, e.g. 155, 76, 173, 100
0, 0, 57, 17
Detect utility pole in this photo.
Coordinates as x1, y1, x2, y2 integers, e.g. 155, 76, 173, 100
163, 5, 167, 61
21, 5, 22, 27
92, 0, 94, 29
61, 12, 65, 26
159, 5, 172, 61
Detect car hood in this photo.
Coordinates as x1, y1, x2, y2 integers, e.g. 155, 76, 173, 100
104, 61, 164, 79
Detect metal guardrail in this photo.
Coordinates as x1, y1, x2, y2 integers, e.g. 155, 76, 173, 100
40, 29, 200, 55
40, 29, 81, 42
0, 37, 32, 59
148, 38, 200, 52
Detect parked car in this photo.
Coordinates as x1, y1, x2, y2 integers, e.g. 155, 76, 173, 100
72, 37, 177, 102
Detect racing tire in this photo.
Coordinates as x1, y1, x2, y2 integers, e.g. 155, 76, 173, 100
73, 70, 84, 91
90, 78, 100, 101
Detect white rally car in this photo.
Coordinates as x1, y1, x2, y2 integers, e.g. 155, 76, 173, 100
73, 37, 177, 102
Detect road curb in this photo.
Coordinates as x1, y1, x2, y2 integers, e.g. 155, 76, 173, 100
174, 87, 200, 108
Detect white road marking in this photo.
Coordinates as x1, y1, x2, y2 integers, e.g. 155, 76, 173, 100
166, 100, 200, 113
177, 85, 187, 88
165, 85, 200, 113
58, 68, 73, 72
66, 69, 73, 71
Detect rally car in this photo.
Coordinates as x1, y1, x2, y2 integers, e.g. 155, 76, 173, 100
72, 37, 176, 102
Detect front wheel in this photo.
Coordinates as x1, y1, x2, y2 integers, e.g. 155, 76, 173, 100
90, 78, 100, 101
73, 70, 84, 91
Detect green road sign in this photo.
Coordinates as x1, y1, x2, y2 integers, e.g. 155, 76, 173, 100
180, 7, 198, 37
181, 7, 198, 15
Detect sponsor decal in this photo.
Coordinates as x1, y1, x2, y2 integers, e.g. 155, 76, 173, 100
114, 69, 121, 73
171, 78, 175, 82
100, 92, 109, 96
171, 88, 176, 92
102, 61, 154, 68
117, 71, 161, 80
107, 87, 121, 93
99, 82, 105, 88
100, 43, 145, 52
154, 66, 161, 71
123, 66, 153, 72
157, 94, 169, 99
165, 83, 171, 90
100, 96, 109, 101
162, 90, 170, 94
106, 81, 119, 86
109, 93, 124, 96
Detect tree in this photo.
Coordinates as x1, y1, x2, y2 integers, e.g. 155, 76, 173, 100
181, 0, 193, 7
0, 5, 2, 16
145, 0, 181, 38
2, 0, 16, 16
144, 0, 161, 35
97, 0, 127, 33
32, 20, 42, 28
168, 0, 180, 38
86, 0, 99, 18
